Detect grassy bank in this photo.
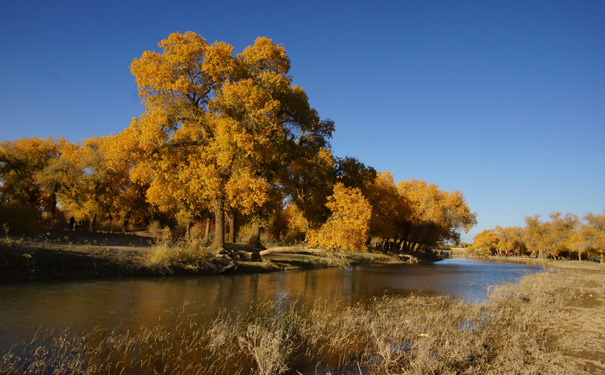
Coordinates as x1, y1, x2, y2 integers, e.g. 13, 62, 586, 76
0, 233, 404, 282
485, 255, 605, 271
2, 264, 603, 374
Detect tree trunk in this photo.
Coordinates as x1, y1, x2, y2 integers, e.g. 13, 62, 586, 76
394, 239, 402, 251
400, 224, 410, 251
121, 212, 130, 233
51, 189, 57, 221
212, 197, 225, 251
228, 212, 236, 243
185, 221, 191, 240
247, 220, 265, 249
419, 226, 434, 250
204, 218, 211, 242
89, 214, 97, 232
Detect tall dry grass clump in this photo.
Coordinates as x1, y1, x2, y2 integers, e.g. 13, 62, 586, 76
2, 268, 603, 374
145, 239, 218, 273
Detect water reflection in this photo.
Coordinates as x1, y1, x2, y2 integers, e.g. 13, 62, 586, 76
0, 258, 541, 350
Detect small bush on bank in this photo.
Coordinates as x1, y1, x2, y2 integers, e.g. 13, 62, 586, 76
147, 220, 171, 243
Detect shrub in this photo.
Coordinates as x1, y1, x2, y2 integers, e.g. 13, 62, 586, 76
147, 220, 171, 242
146, 239, 216, 271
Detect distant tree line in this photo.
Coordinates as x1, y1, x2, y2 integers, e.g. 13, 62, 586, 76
470, 212, 605, 261
0, 32, 477, 252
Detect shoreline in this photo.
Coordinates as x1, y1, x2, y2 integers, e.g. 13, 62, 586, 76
0, 234, 419, 283
483, 255, 605, 271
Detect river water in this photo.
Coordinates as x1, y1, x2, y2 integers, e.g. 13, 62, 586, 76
0, 258, 542, 351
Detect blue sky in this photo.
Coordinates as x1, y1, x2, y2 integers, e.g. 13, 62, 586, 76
1, 0, 603, 241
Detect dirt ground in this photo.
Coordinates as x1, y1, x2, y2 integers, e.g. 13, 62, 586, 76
546, 268, 605, 373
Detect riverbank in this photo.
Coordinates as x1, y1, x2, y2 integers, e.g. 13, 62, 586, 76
0, 232, 411, 282
1, 260, 603, 374
484, 255, 605, 271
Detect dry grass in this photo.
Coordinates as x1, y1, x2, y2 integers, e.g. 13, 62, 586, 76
487, 255, 605, 272
145, 239, 218, 270
2, 267, 604, 374
0, 235, 230, 280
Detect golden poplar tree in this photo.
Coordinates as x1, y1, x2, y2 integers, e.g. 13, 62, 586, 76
0, 137, 62, 231
283, 148, 335, 227
523, 215, 546, 258
396, 179, 476, 250
125, 32, 332, 250
495, 226, 526, 255
306, 183, 372, 251
51, 136, 129, 231
470, 229, 499, 254
548, 212, 579, 258
364, 171, 409, 242
573, 212, 605, 261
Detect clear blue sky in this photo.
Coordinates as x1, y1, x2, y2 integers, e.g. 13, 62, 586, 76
1, 0, 604, 242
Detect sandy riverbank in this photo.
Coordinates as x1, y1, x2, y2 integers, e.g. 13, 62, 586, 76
0, 232, 408, 282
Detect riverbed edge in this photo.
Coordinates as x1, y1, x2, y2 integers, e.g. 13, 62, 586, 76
0, 239, 435, 282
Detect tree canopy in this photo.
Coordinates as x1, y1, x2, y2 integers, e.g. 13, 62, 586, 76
122, 32, 334, 250
0, 31, 480, 254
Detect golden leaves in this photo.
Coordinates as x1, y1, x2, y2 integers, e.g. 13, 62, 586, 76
125, 31, 325, 223
470, 229, 500, 254
283, 204, 308, 234
225, 170, 270, 216
240, 37, 290, 76
397, 178, 477, 236
306, 183, 372, 251
473, 211, 605, 260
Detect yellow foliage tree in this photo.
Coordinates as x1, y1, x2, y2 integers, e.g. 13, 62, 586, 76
51, 136, 131, 231
363, 171, 409, 242
523, 212, 579, 259
283, 148, 336, 228
305, 183, 372, 251
124, 32, 332, 250
284, 203, 308, 234
495, 226, 526, 255
279, 203, 309, 243
523, 215, 546, 258
0, 137, 63, 231
470, 229, 499, 254
573, 212, 605, 261
396, 179, 477, 250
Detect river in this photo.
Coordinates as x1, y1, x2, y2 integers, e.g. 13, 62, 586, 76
0, 258, 542, 352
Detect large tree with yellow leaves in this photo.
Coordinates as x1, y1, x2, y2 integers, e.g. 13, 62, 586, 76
396, 179, 477, 250
123, 32, 332, 250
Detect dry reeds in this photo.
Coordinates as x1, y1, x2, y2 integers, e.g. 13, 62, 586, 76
145, 239, 218, 272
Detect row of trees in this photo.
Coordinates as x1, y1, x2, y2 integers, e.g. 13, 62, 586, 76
0, 32, 477, 252
470, 212, 605, 261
